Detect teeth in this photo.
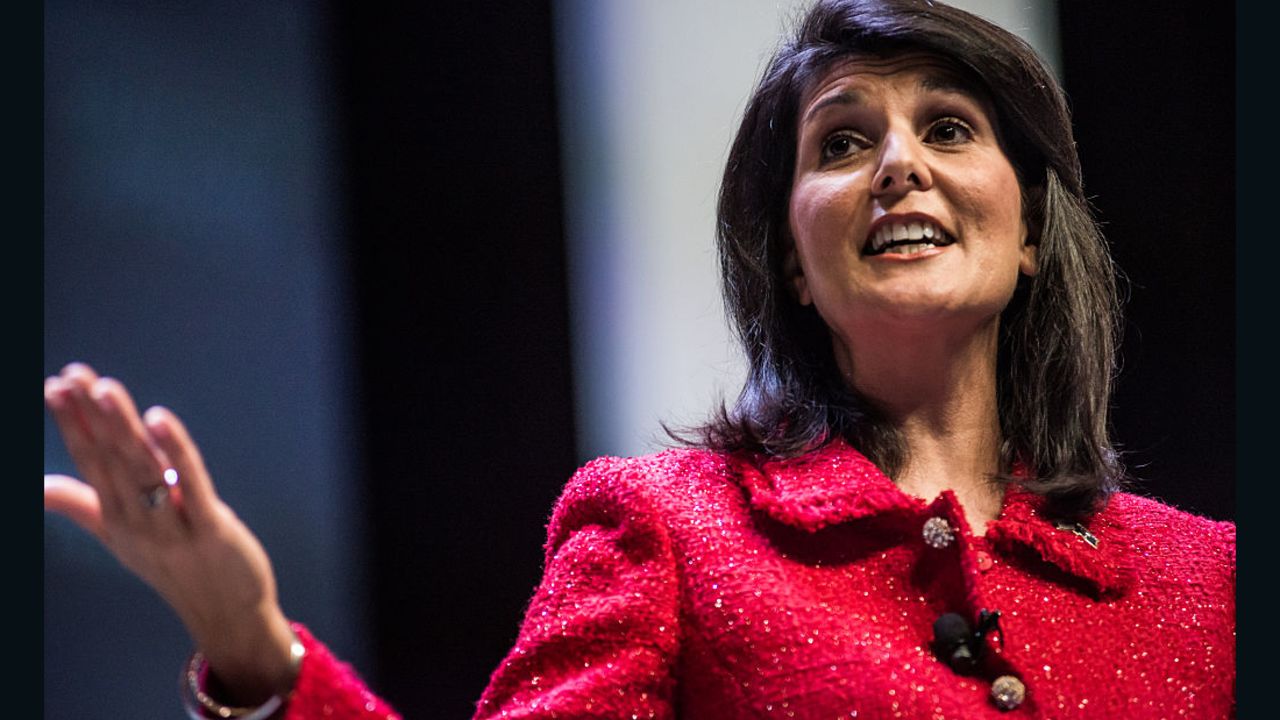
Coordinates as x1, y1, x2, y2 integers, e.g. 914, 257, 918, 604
868, 219, 946, 253
885, 242, 935, 255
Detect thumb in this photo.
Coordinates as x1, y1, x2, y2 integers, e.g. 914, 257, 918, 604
44, 474, 106, 541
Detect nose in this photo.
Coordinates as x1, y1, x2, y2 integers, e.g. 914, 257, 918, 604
871, 130, 932, 197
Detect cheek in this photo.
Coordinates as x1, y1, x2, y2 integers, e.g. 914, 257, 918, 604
985, 167, 1025, 236
789, 180, 852, 260
957, 169, 1025, 249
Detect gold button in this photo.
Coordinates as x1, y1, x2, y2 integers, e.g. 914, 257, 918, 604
990, 675, 1026, 711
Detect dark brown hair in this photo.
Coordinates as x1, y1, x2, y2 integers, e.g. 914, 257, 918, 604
687, 0, 1123, 520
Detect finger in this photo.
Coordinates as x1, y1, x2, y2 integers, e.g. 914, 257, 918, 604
90, 377, 172, 490
50, 363, 103, 446
143, 406, 221, 527
49, 366, 99, 440
44, 474, 107, 540
58, 362, 103, 417
57, 363, 110, 451
89, 378, 184, 530
45, 374, 124, 520
62, 371, 159, 520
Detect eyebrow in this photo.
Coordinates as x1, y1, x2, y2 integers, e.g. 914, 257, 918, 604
802, 90, 861, 125
800, 71, 982, 126
919, 71, 980, 99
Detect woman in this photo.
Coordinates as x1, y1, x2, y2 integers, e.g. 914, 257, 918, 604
44, 0, 1235, 718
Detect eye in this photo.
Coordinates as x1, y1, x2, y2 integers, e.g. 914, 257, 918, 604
820, 131, 867, 162
925, 117, 974, 145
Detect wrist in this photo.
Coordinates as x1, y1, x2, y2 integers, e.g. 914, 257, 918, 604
194, 607, 300, 705
181, 625, 305, 720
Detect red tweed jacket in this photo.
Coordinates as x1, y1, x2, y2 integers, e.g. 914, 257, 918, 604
281, 440, 1235, 719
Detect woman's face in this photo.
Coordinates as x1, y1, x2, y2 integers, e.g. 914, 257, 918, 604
788, 53, 1035, 352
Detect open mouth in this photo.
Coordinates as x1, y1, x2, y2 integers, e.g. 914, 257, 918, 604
864, 219, 956, 256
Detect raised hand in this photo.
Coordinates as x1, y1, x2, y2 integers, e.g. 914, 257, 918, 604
44, 362, 299, 705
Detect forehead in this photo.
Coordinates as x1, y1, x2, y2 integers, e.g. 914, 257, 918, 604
798, 52, 988, 116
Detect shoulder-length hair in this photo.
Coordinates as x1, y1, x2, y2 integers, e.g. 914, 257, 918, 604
689, 0, 1124, 520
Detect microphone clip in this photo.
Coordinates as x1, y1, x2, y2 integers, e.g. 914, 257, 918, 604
932, 608, 1003, 675
974, 608, 1004, 648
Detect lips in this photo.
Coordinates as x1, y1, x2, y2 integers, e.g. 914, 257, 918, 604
864, 218, 956, 256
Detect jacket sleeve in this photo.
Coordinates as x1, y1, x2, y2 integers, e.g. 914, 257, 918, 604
472, 457, 683, 719
281, 623, 402, 720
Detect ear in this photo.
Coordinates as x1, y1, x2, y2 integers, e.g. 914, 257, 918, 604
1018, 219, 1039, 278
784, 245, 812, 305
1019, 184, 1043, 278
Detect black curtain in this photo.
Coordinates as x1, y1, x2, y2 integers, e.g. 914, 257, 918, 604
334, 4, 577, 716
1058, 3, 1234, 522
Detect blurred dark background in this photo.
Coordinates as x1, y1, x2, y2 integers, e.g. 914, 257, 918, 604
44, 1, 1232, 718
1058, 5, 1234, 520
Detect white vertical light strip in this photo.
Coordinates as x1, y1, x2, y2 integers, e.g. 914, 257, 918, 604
555, 1, 1059, 462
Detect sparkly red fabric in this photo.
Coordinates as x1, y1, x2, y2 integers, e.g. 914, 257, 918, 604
472, 440, 1235, 719
283, 624, 401, 720
281, 440, 1235, 719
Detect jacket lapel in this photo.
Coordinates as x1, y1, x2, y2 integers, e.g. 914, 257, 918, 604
735, 439, 922, 532
986, 487, 1137, 598
734, 439, 1136, 597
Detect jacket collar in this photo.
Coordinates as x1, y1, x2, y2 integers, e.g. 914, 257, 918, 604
733, 438, 1135, 597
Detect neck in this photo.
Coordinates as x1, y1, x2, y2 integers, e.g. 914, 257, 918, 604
835, 318, 1006, 533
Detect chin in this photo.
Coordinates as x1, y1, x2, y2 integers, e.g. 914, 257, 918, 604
850, 298, 1004, 336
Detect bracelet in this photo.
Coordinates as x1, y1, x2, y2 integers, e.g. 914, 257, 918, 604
179, 631, 306, 720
